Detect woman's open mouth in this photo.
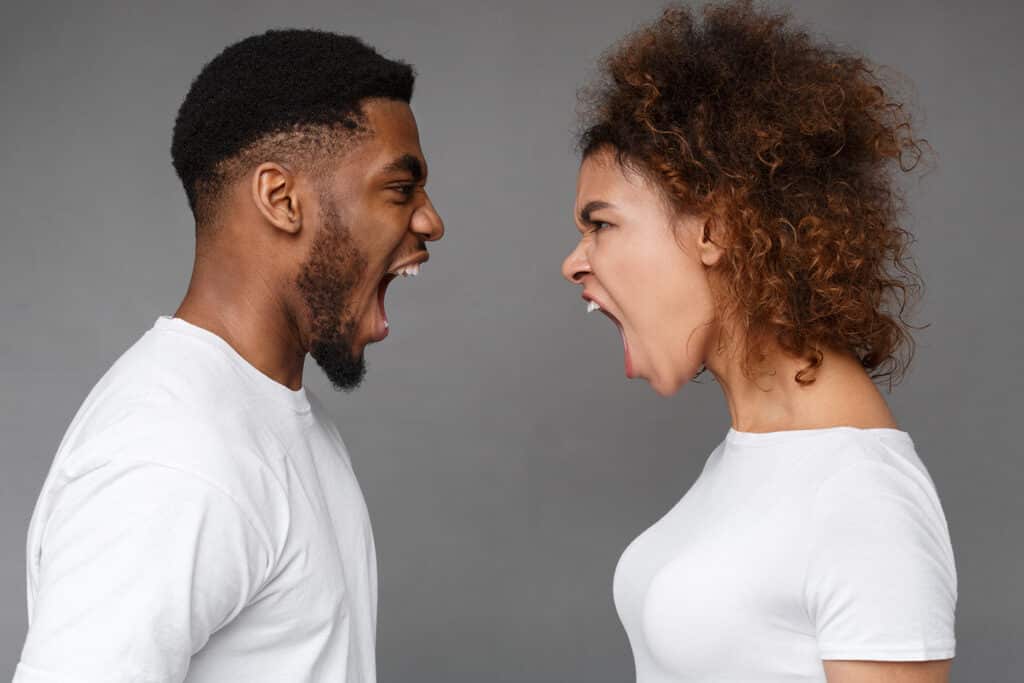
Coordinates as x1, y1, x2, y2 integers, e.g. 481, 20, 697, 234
584, 296, 634, 378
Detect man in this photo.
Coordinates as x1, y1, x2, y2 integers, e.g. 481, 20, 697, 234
14, 29, 443, 683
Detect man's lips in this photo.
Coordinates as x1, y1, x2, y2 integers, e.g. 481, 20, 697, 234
389, 250, 430, 274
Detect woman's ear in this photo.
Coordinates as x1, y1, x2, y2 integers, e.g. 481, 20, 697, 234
697, 217, 725, 267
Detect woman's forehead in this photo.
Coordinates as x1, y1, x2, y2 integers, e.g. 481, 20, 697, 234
577, 153, 654, 206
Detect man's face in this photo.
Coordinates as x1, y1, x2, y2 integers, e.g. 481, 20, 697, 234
296, 98, 444, 391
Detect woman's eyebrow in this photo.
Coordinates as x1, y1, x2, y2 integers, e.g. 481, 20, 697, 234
579, 200, 615, 224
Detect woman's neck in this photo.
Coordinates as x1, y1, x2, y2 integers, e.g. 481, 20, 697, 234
709, 344, 899, 434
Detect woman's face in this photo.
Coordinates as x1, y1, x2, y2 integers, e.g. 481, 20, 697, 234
562, 148, 722, 396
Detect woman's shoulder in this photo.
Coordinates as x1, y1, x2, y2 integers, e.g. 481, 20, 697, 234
785, 427, 951, 542
799, 429, 958, 662
726, 425, 942, 508
807, 427, 935, 493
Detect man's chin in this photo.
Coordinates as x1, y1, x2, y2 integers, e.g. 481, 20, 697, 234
310, 340, 367, 393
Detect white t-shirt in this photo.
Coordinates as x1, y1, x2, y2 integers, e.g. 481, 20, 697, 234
15, 316, 378, 683
613, 426, 957, 683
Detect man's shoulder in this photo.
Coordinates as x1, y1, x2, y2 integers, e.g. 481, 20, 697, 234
101, 319, 256, 414
55, 321, 289, 517
43, 394, 290, 556
76, 318, 274, 436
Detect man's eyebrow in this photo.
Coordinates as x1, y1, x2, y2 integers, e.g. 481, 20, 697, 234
579, 200, 614, 224
382, 154, 425, 182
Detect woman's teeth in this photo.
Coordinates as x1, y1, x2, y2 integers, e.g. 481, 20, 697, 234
586, 300, 602, 313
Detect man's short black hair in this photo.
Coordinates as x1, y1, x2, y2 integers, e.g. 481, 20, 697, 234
171, 29, 414, 224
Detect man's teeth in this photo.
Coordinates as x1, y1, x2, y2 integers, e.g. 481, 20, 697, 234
393, 263, 421, 277
586, 300, 601, 313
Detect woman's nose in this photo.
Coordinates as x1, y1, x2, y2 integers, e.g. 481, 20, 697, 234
561, 241, 590, 284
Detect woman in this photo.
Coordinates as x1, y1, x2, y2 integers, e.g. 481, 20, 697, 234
561, 3, 957, 682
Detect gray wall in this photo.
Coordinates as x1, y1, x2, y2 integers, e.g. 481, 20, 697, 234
2, 1, 1021, 681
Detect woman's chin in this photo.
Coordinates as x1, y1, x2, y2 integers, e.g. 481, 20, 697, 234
625, 352, 693, 397
643, 372, 686, 398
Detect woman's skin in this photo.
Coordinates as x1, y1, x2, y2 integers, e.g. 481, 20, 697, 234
561, 147, 952, 683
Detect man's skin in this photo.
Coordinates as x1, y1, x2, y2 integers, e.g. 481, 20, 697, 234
176, 98, 443, 385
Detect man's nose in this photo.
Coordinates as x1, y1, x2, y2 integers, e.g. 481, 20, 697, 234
412, 195, 444, 242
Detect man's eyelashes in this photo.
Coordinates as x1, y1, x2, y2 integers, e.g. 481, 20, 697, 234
390, 183, 420, 202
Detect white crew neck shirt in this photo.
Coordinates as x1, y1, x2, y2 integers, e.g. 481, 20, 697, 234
16, 316, 378, 683
613, 426, 957, 683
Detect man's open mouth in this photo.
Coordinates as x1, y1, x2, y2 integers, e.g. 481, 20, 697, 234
371, 255, 429, 341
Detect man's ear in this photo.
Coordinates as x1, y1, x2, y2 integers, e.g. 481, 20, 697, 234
251, 162, 303, 235
697, 217, 725, 267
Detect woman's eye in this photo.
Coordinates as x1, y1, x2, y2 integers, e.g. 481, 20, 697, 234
592, 221, 611, 232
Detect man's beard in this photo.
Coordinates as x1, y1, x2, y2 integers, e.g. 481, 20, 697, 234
296, 196, 369, 392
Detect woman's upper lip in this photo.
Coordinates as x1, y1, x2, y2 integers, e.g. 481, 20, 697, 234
581, 291, 622, 324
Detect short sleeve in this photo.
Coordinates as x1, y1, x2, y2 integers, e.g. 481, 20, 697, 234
16, 461, 272, 683
803, 461, 957, 661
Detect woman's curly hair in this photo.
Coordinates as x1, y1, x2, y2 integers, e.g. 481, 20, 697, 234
578, 1, 928, 387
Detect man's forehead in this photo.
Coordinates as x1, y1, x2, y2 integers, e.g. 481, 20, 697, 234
362, 99, 418, 141
357, 100, 426, 172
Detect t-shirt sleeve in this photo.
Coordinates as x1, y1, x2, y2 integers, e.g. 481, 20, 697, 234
15, 461, 273, 683
803, 460, 957, 661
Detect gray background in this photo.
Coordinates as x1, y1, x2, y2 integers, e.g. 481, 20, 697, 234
2, 0, 1021, 681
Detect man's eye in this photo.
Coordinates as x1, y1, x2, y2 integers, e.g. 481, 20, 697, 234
592, 221, 611, 231
392, 184, 416, 200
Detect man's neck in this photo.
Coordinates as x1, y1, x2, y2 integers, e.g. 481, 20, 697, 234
174, 264, 306, 391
